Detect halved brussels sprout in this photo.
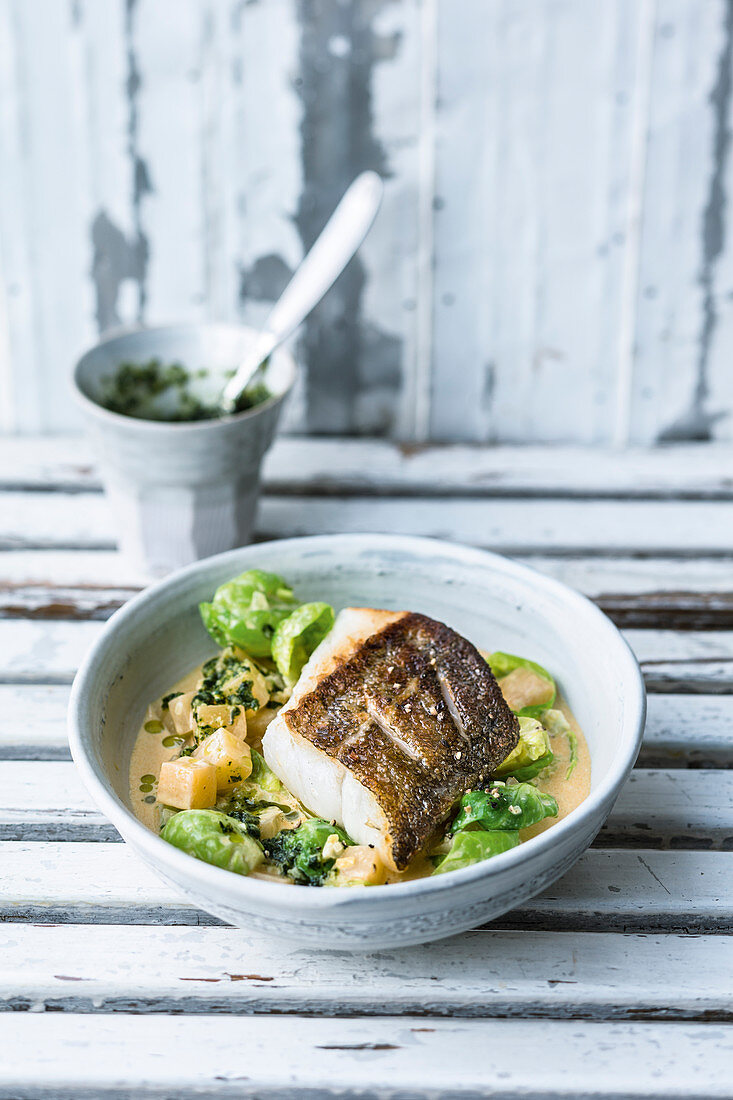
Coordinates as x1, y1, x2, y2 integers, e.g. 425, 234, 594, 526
199, 570, 298, 657
494, 716, 554, 781
451, 783, 558, 833
432, 830, 519, 876
272, 602, 335, 686
161, 809, 264, 875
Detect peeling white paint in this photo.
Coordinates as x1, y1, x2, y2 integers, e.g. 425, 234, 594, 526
1, 0, 733, 443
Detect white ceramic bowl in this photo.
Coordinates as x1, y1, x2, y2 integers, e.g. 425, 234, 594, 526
68, 534, 645, 949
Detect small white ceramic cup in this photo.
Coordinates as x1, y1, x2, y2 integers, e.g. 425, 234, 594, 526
72, 323, 296, 577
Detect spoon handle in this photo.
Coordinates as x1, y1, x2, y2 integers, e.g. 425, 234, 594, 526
220, 171, 383, 411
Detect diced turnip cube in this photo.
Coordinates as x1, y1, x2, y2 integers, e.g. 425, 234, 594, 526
168, 692, 196, 735
195, 703, 231, 730
193, 728, 252, 790
157, 758, 217, 809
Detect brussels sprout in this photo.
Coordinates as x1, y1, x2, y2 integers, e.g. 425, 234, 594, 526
199, 570, 299, 657
272, 602, 335, 686
265, 818, 352, 886
432, 830, 520, 876
451, 783, 558, 833
161, 809, 264, 875
494, 716, 554, 781
487, 651, 556, 718
542, 708, 579, 779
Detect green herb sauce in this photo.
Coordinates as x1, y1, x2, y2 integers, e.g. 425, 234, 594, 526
99, 358, 271, 422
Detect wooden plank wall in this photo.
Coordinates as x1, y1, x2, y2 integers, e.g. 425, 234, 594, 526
1, 0, 732, 444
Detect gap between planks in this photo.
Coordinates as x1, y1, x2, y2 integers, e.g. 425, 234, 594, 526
2, 925, 731, 1023
1, 763, 730, 850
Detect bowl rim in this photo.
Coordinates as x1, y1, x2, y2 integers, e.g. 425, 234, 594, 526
68, 533, 646, 913
70, 320, 296, 433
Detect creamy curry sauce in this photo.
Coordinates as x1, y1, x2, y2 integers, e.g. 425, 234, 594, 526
129, 657, 591, 885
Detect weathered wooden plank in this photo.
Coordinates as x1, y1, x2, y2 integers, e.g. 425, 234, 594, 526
1, 843, 730, 932
0, 492, 114, 549
280, 4, 422, 434
625, 629, 733, 662
627, 630, 733, 693
348, 0, 424, 438
2, 620, 733, 689
1, 588, 717, 632
3, 686, 731, 768
5, 580, 733, 631
132, 0, 205, 324
3, 764, 729, 849
5, 436, 733, 497
430, 0, 647, 445
225, 0, 303, 349
181, 0, 239, 323
640, 694, 733, 767
0, 583, 139, 621
631, 0, 732, 445
0, 1, 39, 432
643, 661, 733, 694
0, 620, 103, 683
77, 0, 132, 336
6, 549, 733, 594
0, 761, 115, 841
5, 551, 733, 630
593, 590, 733, 630
3, 924, 730, 1022
256, 496, 733, 555
2, 1014, 731, 1099
0, 685, 71, 759
0, 437, 101, 491
4, 490, 733, 554
597, 769, 733, 849
0, 2, 98, 432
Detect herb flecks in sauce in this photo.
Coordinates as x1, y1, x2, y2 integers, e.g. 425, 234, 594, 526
99, 358, 271, 422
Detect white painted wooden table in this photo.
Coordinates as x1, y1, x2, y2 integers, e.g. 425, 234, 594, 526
2, 436, 732, 1099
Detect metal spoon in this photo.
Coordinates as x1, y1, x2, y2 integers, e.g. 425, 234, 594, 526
218, 170, 384, 415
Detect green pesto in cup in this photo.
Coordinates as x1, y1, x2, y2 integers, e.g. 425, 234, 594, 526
99, 359, 270, 422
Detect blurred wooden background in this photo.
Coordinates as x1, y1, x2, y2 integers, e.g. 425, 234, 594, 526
1, 0, 732, 445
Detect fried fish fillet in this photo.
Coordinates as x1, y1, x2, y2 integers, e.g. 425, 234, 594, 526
262, 608, 519, 871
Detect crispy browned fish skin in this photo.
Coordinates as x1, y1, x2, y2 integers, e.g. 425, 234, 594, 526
283, 612, 519, 869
